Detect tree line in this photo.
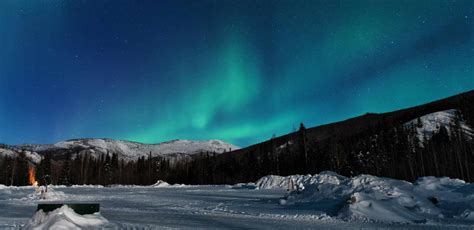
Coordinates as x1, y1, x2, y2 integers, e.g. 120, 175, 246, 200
0, 93, 473, 186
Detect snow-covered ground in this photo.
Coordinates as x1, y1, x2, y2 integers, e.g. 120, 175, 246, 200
1, 173, 473, 229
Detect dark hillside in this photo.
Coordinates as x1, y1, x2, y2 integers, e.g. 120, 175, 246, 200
176, 90, 474, 184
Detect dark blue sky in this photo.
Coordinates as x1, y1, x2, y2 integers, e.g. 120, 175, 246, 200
0, 0, 473, 147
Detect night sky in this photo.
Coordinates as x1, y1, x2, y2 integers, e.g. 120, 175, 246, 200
0, 0, 473, 147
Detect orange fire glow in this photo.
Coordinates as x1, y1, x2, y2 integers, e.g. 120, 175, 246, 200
28, 166, 37, 186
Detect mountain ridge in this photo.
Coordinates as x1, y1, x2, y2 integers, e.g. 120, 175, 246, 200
0, 90, 473, 185
234, 90, 474, 151
1, 138, 239, 163
202, 89, 474, 184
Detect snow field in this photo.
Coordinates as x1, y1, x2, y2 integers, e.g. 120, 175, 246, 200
0, 172, 472, 229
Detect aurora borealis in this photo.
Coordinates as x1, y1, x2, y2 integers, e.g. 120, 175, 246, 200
0, 0, 473, 147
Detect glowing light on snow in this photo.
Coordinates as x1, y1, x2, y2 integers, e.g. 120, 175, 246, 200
28, 165, 37, 187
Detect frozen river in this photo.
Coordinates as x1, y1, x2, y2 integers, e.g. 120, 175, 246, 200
0, 185, 471, 229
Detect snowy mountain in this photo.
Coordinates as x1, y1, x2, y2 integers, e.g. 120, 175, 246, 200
2, 139, 239, 162
0, 146, 42, 163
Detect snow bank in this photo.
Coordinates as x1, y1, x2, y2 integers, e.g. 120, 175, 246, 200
259, 172, 474, 224
71, 184, 104, 188
0, 184, 12, 195
256, 171, 345, 190
24, 205, 108, 229
150, 180, 190, 188
255, 174, 311, 190
108, 181, 189, 188
231, 182, 257, 189
110, 180, 188, 188
151, 180, 170, 188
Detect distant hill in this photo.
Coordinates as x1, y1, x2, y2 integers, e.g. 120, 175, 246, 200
0, 139, 238, 185
10, 138, 238, 162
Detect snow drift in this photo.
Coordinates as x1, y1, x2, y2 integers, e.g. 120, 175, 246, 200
256, 174, 311, 190
257, 172, 474, 224
24, 205, 108, 229
256, 172, 345, 190
151, 180, 171, 188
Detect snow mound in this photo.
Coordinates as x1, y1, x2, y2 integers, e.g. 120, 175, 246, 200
256, 171, 345, 190
149, 180, 190, 188
24, 205, 108, 229
152, 180, 170, 188
263, 172, 474, 224
405, 109, 473, 145
23, 186, 67, 201
255, 174, 311, 190
459, 210, 474, 220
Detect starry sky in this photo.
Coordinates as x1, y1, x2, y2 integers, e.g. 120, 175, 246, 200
0, 0, 473, 147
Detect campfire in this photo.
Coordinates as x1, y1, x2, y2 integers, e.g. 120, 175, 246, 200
26, 165, 101, 217
28, 165, 38, 187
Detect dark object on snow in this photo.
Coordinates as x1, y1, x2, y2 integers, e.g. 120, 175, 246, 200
37, 203, 100, 215
427, 196, 439, 204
